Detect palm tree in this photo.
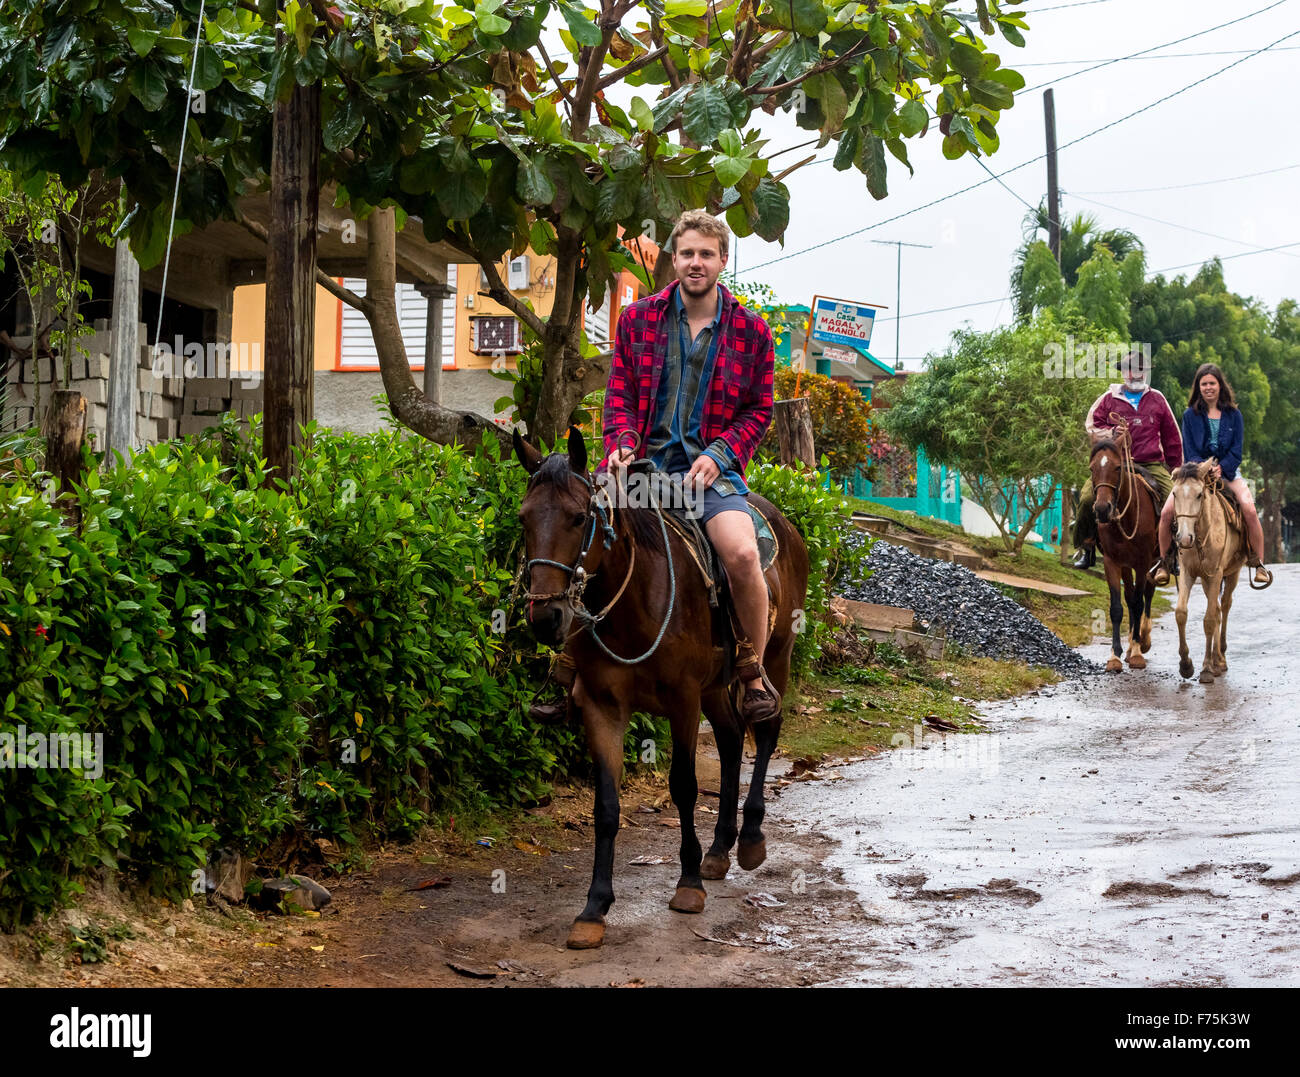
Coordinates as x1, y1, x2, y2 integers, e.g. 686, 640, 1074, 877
1009, 204, 1143, 321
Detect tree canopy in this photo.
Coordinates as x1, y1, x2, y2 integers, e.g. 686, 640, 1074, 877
1, 0, 1034, 443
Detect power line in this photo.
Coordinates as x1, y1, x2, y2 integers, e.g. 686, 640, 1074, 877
1071, 162, 1300, 194
1068, 193, 1300, 259
1017, 0, 1122, 12
871, 240, 1300, 326
1022, 0, 1293, 94
750, 29, 1300, 273
1017, 45, 1300, 66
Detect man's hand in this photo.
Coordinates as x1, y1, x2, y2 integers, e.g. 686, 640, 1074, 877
686, 453, 720, 491
608, 447, 635, 482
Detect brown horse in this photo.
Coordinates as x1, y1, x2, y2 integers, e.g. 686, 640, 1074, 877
514, 429, 809, 949
1089, 436, 1159, 672
1171, 460, 1247, 684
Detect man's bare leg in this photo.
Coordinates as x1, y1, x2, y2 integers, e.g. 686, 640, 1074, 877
705, 508, 768, 695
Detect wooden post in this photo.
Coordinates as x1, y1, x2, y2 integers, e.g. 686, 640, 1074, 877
773, 396, 815, 471
263, 66, 321, 485
1059, 482, 1073, 564
106, 227, 140, 465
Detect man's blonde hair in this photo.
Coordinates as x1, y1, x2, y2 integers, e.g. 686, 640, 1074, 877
667, 211, 730, 262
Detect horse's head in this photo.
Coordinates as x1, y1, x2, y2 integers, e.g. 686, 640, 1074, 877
1089, 439, 1123, 524
514, 426, 605, 647
1170, 460, 1216, 549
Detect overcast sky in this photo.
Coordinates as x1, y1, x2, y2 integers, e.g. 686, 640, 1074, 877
720, 0, 1300, 370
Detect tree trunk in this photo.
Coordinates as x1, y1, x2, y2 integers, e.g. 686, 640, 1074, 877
773, 396, 815, 470
364, 209, 512, 451
263, 73, 320, 486
44, 388, 86, 525
1259, 470, 1286, 562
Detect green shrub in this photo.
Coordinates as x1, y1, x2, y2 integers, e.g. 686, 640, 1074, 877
746, 461, 871, 673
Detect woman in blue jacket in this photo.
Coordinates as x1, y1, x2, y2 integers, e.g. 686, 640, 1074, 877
1152, 363, 1271, 587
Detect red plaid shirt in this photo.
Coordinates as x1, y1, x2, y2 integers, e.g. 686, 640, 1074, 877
601, 281, 774, 474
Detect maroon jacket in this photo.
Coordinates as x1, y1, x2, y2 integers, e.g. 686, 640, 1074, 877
1085, 384, 1183, 468
600, 281, 774, 474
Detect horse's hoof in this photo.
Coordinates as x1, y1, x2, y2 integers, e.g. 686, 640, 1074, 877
1213, 662, 1228, 677
566, 919, 606, 949
737, 839, 767, 871
1198, 669, 1215, 685
699, 853, 731, 880
1127, 653, 1147, 669
1105, 657, 1123, 673
1140, 638, 1152, 654
668, 886, 706, 914
1179, 659, 1194, 679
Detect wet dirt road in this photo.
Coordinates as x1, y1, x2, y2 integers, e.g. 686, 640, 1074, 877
182, 567, 1297, 989
778, 564, 1300, 986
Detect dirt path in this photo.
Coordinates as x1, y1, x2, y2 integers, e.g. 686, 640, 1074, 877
12, 568, 1294, 989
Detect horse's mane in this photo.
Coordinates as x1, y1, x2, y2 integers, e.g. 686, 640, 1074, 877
530, 455, 666, 554
1172, 461, 1241, 514
1092, 438, 1158, 496
1089, 438, 1119, 459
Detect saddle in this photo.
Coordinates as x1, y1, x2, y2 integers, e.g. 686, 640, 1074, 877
1209, 479, 1244, 534
662, 497, 779, 609
1130, 462, 1163, 517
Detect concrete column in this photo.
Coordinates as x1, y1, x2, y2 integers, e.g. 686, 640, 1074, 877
415, 282, 454, 404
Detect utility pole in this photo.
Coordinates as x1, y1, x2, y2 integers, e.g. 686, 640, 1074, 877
1044, 88, 1061, 262
871, 239, 932, 371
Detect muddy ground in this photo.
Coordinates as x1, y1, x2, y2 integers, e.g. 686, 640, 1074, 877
5, 567, 1296, 989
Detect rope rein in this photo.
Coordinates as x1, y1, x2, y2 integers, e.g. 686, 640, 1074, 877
522, 462, 676, 666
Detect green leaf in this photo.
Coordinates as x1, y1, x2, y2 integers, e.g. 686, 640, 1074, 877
862, 134, 887, 200
630, 96, 654, 131
665, 0, 708, 15
898, 98, 927, 138
999, 22, 1026, 48
517, 160, 556, 205
968, 79, 1014, 111
885, 137, 913, 177
950, 41, 983, 79
192, 46, 225, 92
750, 176, 789, 242
476, 9, 511, 35
436, 164, 487, 219
832, 128, 859, 171
126, 27, 161, 59
714, 154, 750, 188
764, 0, 828, 36
128, 62, 169, 112
681, 83, 733, 144
559, 3, 602, 47
323, 98, 364, 153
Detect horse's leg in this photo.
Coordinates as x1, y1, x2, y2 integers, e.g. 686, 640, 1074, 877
1125, 567, 1147, 669
667, 695, 708, 913
700, 697, 740, 880
738, 644, 789, 870
1215, 572, 1237, 676
1105, 561, 1124, 673
1176, 565, 1194, 679
567, 685, 630, 949
1140, 572, 1154, 653
1199, 573, 1223, 684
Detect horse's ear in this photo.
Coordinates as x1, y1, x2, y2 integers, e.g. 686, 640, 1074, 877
568, 426, 587, 474
513, 428, 543, 475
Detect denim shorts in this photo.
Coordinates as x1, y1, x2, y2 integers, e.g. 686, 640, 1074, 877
689, 484, 751, 525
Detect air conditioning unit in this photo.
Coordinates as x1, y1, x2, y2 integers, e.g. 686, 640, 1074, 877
507, 255, 530, 291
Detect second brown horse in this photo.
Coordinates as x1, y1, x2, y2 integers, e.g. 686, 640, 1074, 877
515, 429, 809, 949
1089, 436, 1160, 672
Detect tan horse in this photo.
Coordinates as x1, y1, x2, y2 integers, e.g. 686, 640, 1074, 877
1171, 461, 1247, 684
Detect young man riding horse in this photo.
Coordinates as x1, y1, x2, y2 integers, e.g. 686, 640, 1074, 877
595, 210, 782, 722
1071, 349, 1182, 569
1150, 362, 1273, 589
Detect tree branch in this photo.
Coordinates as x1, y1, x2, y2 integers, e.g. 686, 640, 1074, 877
536, 39, 576, 113
596, 43, 669, 90
752, 37, 870, 96
457, 240, 548, 340
233, 208, 371, 312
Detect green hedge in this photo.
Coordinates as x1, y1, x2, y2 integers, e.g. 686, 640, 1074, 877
0, 426, 854, 928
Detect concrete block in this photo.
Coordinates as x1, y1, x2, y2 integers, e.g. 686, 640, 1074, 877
230, 380, 264, 400
187, 377, 233, 397
138, 367, 165, 391
156, 417, 178, 441
90, 403, 107, 430
70, 380, 106, 405
86, 354, 111, 380
180, 413, 221, 437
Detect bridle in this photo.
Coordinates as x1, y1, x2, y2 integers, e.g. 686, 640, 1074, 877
521, 457, 677, 665
1093, 426, 1141, 541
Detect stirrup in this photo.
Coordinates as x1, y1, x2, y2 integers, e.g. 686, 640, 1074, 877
1249, 563, 1274, 590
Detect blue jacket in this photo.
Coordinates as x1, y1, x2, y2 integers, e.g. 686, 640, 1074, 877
1182, 406, 1243, 480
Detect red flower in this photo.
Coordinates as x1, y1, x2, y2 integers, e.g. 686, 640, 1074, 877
34, 623, 47, 638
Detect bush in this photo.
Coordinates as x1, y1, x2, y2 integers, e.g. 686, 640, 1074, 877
745, 462, 871, 673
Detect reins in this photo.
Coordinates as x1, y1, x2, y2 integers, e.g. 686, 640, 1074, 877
1094, 426, 1143, 542
522, 461, 677, 666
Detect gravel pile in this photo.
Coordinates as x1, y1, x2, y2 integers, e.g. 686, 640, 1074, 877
836, 532, 1098, 677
